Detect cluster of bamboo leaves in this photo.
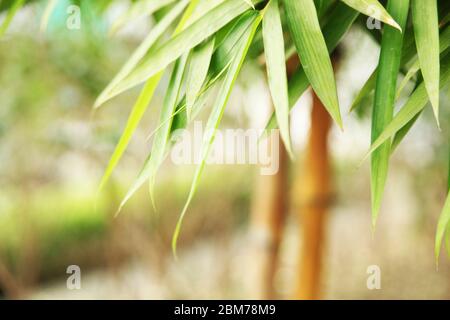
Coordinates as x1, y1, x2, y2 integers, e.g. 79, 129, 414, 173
2, 0, 450, 260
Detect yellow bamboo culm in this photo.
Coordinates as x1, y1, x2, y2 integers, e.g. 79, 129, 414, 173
250, 136, 288, 299
295, 91, 332, 300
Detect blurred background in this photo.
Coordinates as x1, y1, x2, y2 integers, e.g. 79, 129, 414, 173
1, 0, 450, 300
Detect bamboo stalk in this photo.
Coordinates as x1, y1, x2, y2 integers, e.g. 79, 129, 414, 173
295, 90, 332, 300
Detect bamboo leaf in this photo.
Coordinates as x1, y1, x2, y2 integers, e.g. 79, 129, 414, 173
350, 69, 377, 112
40, 0, 58, 33
185, 37, 215, 120
262, 0, 293, 157
0, 0, 25, 36
340, 0, 401, 31
172, 12, 261, 257
264, 2, 359, 132
110, 0, 263, 102
95, 0, 190, 108
98, 75, 162, 194
98, 0, 199, 193
436, 191, 450, 264
284, 0, 342, 128
366, 55, 450, 159
118, 55, 188, 212
370, 0, 409, 228
396, 26, 450, 100
109, 0, 176, 36
412, 0, 440, 124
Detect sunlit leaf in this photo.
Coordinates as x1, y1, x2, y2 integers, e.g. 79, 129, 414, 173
284, 0, 342, 128
172, 11, 261, 257
110, 0, 263, 101
436, 191, 450, 264
412, 0, 440, 124
109, 0, 176, 36
340, 0, 401, 31
98, 0, 199, 192
264, 2, 359, 132
95, 0, 190, 108
40, 0, 58, 33
262, 0, 293, 157
119, 55, 188, 211
370, 0, 409, 228
0, 0, 25, 36
185, 37, 215, 120
365, 54, 450, 159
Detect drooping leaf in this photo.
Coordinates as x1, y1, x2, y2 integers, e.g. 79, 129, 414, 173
0, 0, 25, 36
436, 191, 450, 263
365, 54, 450, 158
370, 0, 410, 228
412, 0, 440, 124
340, 0, 401, 31
95, 0, 190, 108
109, 0, 263, 101
40, 0, 58, 33
109, 0, 176, 36
98, 0, 199, 192
118, 54, 188, 212
264, 2, 359, 132
397, 26, 449, 103
172, 11, 261, 257
350, 70, 377, 113
185, 37, 215, 120
262, 0, 293, 157
284, 0, 342, 128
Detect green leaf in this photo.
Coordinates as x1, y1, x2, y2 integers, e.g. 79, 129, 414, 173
98, 0, 199, 193
284, 0, 342, 128
109, 0, 176, 36
396, 26, 450, 100
350, 69, 377, 113
172, 11, 261, 258
350, 25, 418, 113
262, 0, 293, 158
366, 54, 450, 159
185, 37, 215, 120
40, 0, 58, 33
98, 75, 162, 194
340, 0, 401, 31
95, 0, 190, 108
370, 0, 409, 228
264, 1, 359, 132
0, 0, 25, 37
412, 0, 440, 124
110, 0, 262, 101
436, 191, 450, 264
119, 55, 189, 212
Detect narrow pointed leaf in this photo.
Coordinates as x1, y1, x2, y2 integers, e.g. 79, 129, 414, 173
340, 0, 401, 31
185, 37, 215, 120
262, 0, 293, 157
109, 0, 176, 35
95, 0, 190, 108
0, 0, 25, 36
110, 0, 263, 101
366, 55, 450, 158
40, 0, 58, 33
412, 0, 440, 124
119, 55, 188, 211
264, 2, 359, 132
172, 12, 261, 257
370, 0, 409, 227
98, 0, 199, 192
436, 191, 450, 263
284, 0, 342, 128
